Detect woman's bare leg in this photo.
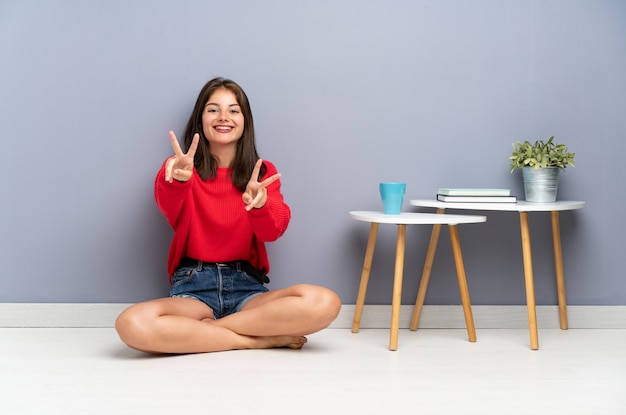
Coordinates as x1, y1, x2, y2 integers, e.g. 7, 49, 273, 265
115, 297, 308, 354
115, 284, 340, 354
216, 284, 341, 336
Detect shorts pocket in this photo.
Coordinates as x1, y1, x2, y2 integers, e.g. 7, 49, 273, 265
170, 267, 196, 287
240, 271, 263, 285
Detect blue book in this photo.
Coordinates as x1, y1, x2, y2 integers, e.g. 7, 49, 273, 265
437, 188, 511, 197
437, 194, 517, 203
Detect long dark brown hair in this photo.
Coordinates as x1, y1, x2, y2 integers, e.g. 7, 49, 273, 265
182, 77, 265, 191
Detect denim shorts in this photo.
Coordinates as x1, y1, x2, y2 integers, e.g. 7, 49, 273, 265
168, 261, 269, 319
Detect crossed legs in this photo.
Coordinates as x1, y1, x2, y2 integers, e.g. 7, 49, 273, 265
115, 284, 341, 354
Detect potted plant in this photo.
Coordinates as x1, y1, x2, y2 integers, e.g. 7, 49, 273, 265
509, 136, 575, 202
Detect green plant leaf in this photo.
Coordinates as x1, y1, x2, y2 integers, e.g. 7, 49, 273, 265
508, 136, 575, 172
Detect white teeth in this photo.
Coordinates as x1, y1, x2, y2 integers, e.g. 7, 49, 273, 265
215, 126, 232, 131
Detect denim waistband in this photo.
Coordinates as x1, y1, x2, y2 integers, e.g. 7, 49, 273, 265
178, 258, 269, 284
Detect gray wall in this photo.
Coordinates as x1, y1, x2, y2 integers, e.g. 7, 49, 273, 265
1, 0, 625, 306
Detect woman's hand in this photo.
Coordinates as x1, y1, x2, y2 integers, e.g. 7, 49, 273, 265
242, 159, 281, 211
165, 131, 199, 183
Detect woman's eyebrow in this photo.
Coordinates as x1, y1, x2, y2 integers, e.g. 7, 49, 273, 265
205, 102, 241, 107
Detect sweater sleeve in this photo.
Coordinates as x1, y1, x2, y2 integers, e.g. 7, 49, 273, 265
247, 161, 291, 241
154, 159, 193, 229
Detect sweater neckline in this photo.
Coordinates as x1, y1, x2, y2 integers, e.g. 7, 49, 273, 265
216, 167, 232, 177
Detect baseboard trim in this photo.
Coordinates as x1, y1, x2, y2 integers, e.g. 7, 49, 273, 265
1, 303, 625, 329
335, 305, 626, 329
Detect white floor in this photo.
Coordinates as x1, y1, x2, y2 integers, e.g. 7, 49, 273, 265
1, 327, 625, 415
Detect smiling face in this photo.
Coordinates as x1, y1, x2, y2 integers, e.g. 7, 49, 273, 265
201, 88, 245, 151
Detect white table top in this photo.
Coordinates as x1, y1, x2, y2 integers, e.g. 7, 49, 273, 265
350, 211, 486, 225
410, 199, 585, 212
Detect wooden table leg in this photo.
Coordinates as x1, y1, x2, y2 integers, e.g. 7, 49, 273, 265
448, 225, 476, 342
389, 224, 407, 351
551, 211, 569, 330
519, 212, 539, 350
352, 222, 379, 333
410, 208, 445, 331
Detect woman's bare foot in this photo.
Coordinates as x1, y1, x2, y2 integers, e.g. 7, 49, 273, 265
251, 335, 307, 350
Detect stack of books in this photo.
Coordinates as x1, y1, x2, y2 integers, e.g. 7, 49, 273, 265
436, 188, 517, 203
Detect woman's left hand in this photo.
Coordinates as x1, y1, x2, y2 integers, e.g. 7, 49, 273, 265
242, 159, 281, 211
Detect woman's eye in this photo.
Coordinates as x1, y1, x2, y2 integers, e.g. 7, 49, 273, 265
229, 109, 240, 114
207, 109, 218, 113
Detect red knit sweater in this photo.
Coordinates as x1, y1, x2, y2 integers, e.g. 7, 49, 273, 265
154, 159, 291, 281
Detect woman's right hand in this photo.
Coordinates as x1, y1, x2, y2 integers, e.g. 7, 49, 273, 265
165, 131, 199, 183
